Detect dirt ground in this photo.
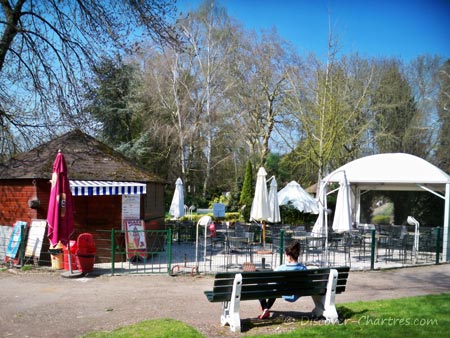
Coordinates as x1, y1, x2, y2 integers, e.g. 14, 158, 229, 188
1, 263, 450, 338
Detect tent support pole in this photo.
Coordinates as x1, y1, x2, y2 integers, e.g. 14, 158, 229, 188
443, 184, 449, 262
417, 184, 445, 199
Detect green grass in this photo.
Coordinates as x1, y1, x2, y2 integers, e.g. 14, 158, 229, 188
81, 293, 450, 338
80, 318, 203, 338
21, 265, 34, 271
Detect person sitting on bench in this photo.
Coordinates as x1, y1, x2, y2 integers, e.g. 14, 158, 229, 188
258, 240, 307, 319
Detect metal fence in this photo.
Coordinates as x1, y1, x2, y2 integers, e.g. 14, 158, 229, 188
89, 224, 444, 276
1, 223, 444, 275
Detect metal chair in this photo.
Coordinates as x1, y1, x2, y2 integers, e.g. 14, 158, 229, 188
386, 225, 408, 262
305, 236, 326, 265
328, 232, 352, 267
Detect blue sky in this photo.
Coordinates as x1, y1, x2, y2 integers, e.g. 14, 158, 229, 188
179, 0, 450, 62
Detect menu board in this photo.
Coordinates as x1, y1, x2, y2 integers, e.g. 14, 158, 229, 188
122, 195, 140, 228
25, 219, 47, 258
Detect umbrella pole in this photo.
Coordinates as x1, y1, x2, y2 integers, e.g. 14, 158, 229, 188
61, 237, 83, 278
262, 221, 266, 248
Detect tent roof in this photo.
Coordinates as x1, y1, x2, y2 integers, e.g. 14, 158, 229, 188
277, 181, 319, 214
324, 153, 450, 191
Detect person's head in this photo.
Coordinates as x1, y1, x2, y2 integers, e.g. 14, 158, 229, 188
285, 241, 301, 262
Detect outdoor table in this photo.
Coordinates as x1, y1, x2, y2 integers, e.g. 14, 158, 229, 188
292, 234, 309, 243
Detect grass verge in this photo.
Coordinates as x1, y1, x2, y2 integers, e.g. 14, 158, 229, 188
81, 293, 450, 338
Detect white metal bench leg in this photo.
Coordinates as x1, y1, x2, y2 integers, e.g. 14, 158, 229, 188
312, 269, 339, 323
220, 273, 242, 332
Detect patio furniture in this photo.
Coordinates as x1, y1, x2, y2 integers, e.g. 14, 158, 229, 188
386, 225, 408, 262
226, 232, 254, 268
328, 232, 352, 267
305, 236, 327, 265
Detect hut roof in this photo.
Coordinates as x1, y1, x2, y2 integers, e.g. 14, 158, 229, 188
0, 129, 165, 183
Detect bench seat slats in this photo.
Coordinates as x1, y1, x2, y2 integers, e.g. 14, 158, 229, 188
206, 267, 350, 332
205, 267, 350, 303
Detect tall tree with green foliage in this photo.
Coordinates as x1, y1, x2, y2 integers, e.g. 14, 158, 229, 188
239, 160, 253, 221
84, 56, 138, 146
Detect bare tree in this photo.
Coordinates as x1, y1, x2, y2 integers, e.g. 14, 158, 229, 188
232, 29, 295, 168
405, 55, 443, 158
135, 44, 199, 183
436, 59, 450, 171
178, 0, 239, 197
0, 0, 177, 155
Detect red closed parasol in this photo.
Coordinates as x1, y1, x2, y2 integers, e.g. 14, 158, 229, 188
47, 150, 74, 247
46, 150, 84, 277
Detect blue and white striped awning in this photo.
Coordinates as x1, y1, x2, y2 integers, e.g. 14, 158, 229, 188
70, 180, 147, 196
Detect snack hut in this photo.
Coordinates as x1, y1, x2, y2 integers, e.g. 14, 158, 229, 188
0, 129, 166, 264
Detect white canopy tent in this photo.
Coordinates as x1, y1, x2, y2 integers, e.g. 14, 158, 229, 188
277, 181, 319, 214
322, 153, 450, 261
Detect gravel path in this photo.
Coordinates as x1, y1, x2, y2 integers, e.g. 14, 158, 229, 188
1, 263, 449, 338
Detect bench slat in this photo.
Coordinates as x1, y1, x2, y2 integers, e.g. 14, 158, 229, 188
205, 267, 350, 303
213, 267, 348, 279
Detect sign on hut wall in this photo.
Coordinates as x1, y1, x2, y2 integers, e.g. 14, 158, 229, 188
122, 195, 140, 229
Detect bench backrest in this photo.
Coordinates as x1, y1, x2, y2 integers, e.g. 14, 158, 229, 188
205, 267, 350, 302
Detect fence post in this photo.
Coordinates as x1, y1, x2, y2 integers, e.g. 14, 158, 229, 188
435, 227, 441, 265
19, 223, 27, 267
167, 228, 172, 274
111, 229, 115, 276
370, 229, 376, 270
279, 229, 285, 266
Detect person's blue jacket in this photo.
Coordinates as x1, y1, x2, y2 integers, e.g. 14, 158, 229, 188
275, 262, 307, 302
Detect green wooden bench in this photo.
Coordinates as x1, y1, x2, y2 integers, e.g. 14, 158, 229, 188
204, 266, 350, 332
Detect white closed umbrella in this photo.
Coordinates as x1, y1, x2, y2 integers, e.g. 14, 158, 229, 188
268, 177, 281, 223
310, 180, 329, 266
332, 174, 352, 233
312, 180, 327, 236
250, 167, 271, 246
169, 177, 185, 219
277, 181, 319, 214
